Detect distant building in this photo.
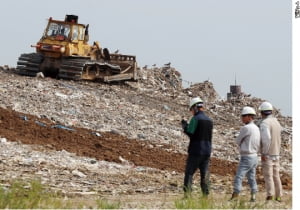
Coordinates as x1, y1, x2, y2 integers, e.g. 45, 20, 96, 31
227, 75, 245, 102
227, 85, 242, 101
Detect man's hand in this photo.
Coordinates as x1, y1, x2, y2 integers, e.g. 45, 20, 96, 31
181, 119, 188, 129
261, 155, 267, 162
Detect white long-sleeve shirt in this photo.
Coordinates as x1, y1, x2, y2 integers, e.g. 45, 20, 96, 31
260, 115, 282, 157
236, 121, 260, 156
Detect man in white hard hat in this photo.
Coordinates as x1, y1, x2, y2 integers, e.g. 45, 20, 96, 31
230, 106, 260, 202
258, 101, 283, 202
181, 97, 213, 197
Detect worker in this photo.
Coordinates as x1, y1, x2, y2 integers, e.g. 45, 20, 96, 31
181, 97, 213, 197
230, 106, 260, 202
258, 102, 283, 202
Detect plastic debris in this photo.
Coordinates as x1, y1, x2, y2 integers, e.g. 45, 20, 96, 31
91, 132, 101, 137
20, 115, 28, 121
51, 124, 75, 131
35, 121, 46, 127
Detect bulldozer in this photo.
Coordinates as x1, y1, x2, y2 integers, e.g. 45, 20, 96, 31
16, 15, 138, 82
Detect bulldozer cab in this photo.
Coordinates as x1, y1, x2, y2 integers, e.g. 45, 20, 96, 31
45, 22, 71, 40
44, 18, 85, 42
38, 15, 90, 58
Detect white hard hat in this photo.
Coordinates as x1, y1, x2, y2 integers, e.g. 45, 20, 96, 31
241, 106, 256, 116
189, 97, 203, 109
259, 102, 273, 111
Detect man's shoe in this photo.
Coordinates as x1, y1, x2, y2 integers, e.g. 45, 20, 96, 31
183, 191, 191, 199
229, 192, 239, 201
250, 193, 256, 202
202, 192, 209, 198
266, 196, 274, 201
275, 197, 282, 202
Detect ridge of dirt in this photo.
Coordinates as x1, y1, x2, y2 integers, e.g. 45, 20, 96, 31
0, 106, 292, 190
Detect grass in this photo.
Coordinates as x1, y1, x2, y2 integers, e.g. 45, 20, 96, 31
174, 192, 287, 209
0, 179, 120, 209
175, 195, 214, 209
0, 179, 291, 209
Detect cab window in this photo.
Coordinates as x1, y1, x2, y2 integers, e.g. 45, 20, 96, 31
78, 26, 85, 40
46, 22, 70, 39
72, 25, 79, 41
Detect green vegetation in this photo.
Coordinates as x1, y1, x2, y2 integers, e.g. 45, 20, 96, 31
0, 179, 291, 209
0, 179, 120, 209
96, 199, 121, 209
175, 195, 214, 209
175, 193, 268, 209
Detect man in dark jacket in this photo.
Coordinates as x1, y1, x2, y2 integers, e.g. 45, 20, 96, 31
181, 97, 213, 197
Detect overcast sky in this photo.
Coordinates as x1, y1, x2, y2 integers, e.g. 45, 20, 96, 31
0, 0, 292, 116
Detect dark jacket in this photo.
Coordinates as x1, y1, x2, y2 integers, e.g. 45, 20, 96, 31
184, 111, 213, 155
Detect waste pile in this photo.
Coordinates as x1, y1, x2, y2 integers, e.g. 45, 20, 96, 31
137, 66, 183, 92
0, 65, 292, 172
0, 64, 292, 202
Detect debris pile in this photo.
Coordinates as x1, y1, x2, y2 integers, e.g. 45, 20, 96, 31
0, 65, 292, 169
184, 81, 219, 103
0, 138, 181, 196
0, 65, 293, 204
135, 66, 183, 94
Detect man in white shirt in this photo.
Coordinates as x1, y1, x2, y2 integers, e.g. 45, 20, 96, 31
259, 101, 282, 202
230, 106, 260, 202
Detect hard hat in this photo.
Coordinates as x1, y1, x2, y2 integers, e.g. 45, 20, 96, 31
189, 97, 203, 109
241, 106, 256, 116
259, 102, 273, 111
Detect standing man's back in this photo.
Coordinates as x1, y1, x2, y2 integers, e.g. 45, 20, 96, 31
260, 116, 282, 156
181, 97, 213, 197
186, 110, 213, 156
259, 101, 283, 202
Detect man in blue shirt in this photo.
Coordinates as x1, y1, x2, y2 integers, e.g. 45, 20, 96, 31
181, 97, 213, 197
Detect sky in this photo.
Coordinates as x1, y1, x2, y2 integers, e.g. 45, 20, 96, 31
0, 0, 292, 116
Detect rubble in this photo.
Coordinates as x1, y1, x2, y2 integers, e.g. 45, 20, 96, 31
0, 65, 293, 204
0, 66, 292, 169
137, 66, 183, 92
0, 140, 182, 195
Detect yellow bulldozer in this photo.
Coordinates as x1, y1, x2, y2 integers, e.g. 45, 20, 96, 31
16, 15, 137, 82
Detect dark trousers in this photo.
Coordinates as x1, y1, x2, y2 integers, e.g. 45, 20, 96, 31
183, 154, 210, 195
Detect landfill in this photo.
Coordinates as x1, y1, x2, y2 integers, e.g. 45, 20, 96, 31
0, 65, 292, 208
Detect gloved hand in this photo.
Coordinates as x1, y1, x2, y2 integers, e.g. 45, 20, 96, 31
181, 119, 188, 130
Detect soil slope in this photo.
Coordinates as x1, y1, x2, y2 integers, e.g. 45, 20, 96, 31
0, 107, 291, 190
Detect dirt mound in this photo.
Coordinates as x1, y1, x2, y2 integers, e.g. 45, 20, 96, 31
0, 107, 292, 190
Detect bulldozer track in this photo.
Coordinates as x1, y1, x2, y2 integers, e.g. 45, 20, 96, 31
16, 53, 87, 80
16, 53, 43, 76
15, 53, 128, 82
58, 58, 86, 80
